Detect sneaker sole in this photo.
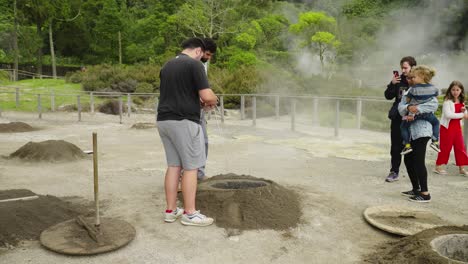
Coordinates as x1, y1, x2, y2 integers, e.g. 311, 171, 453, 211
401, 193, 417, 197
181, 220, 214, 227
164, 218, 178, 223
385, 178, 399, 182
400, 150, 413, 155
408, 198, 430, 203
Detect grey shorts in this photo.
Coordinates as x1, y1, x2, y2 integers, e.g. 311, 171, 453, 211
157, 120, 206, 170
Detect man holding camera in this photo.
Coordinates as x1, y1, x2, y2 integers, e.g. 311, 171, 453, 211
384, 56, 417, 182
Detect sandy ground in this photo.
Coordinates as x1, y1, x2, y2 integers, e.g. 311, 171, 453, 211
0, 111, 467, 264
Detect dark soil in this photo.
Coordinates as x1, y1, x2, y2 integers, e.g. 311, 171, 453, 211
98, 100, 121, 115
9, 140, 87, 162
364, 225, 468, 264
0, 189, 92, 248
190, 173, 302, 231
0, 122, 35, 133
130, 122, 156, 129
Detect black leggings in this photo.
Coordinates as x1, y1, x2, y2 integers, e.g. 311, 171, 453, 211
390, 118, 404, 173
403, 137, 430, 192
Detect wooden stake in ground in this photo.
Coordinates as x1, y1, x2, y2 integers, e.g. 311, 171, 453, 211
93, 132, 100, 227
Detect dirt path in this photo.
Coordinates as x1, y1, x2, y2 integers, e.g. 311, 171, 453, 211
0, 112, 467, 264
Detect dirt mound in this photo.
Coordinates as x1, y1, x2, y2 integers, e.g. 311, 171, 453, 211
364, 225, 468, 264
130, 122, 156, 129
191, 173, 302, 231
0, 122, 34, 133
9, 140, 87, 162
0, 189, 92, 248
99, 100, 121, 115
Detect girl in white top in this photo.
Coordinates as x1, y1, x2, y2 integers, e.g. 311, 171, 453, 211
434, 81, 468, 175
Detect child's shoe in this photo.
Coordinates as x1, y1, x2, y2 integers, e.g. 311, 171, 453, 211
164, 207, 183, 223
430, 141, 441, 153
400, 144, 413, 155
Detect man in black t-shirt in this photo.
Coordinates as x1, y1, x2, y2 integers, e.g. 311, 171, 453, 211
157, 38, 218, 227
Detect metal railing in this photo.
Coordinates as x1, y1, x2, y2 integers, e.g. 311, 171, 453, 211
0, 86, 394, 136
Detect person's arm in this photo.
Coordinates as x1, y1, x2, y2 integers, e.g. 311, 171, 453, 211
411, 97, 438, 114
384, 81, 399, 100
398, 94, 409, 117
442, 100, 464, 119
199, 89, 218, 107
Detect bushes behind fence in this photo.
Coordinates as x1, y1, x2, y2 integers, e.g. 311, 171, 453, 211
65, 64, 160, 94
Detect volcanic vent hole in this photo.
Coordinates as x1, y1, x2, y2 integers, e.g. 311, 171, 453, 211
212, 181, 267, 190
431, 234, 468, 262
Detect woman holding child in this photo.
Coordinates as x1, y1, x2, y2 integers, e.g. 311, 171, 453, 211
398, 66, 438, 202
434, 81, 468, 176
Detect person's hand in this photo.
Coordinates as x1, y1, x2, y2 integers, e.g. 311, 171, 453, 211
464, 113, 468, 119
406, 115, 415, 122
391, 75, 401, 84
407, 105, 418, 114
461, 106, 466, 112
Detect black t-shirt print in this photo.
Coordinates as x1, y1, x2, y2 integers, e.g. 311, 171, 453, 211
157, 53, 210, 124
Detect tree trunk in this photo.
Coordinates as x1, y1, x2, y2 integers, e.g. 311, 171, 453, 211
36, 23, 43, 77
49, 23, 57, 79
13, 0, 19, 81
118, 31, 122, 65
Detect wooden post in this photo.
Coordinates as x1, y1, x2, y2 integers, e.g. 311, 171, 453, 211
37, 94, 42, 119
92, 132, 100, 227
335, 100, 340, 138
90, 92, 94, 113
127, 93, 131, 117
119, 96, 123, 124
50, 90, 55, 112
240, 95, 245, 120
15, 87, 19, 107
220, 95, 224, 123
252, 96, 257, 126
356, 98, 362, 129
77, 95, 82, 122
313, 97, 319, 126
275, 95, 280, 119
291, 98, 296, 131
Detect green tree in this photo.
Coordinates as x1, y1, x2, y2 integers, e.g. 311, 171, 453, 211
17, 0, 55, 75
311, 31, 341, 68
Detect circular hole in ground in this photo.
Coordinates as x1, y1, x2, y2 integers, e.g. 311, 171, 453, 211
431, 234, 468, 263
212, 181, 267, 190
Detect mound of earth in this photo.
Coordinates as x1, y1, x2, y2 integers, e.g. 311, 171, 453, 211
0, 122, 34, 133
9, 140, 87, 162
364, 225, 468, 264
130, 122, 156, 129
189, 173, 302, 231
99, 100, 121, 115
0, 189, 92, 248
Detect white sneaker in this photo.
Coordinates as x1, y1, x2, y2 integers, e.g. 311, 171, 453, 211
164, 207, 183, 223
181, 211, 214, 227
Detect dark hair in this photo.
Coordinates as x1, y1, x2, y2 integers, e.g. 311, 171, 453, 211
445, 80, 465, 103
181, 37, 206, 51
400, 56, 417, 67
203, 38, 217, 53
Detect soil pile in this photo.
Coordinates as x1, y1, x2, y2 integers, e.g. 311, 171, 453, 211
99, 100, 120, 115
0, 122, 34, 133
131, 122, 156, 129
0, 189, 92, 248
364, 225, 468, 264
192, 173, 301, 231
9, 140, 87, 162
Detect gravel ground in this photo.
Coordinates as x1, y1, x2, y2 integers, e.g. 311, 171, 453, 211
0, 111, 467, 264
